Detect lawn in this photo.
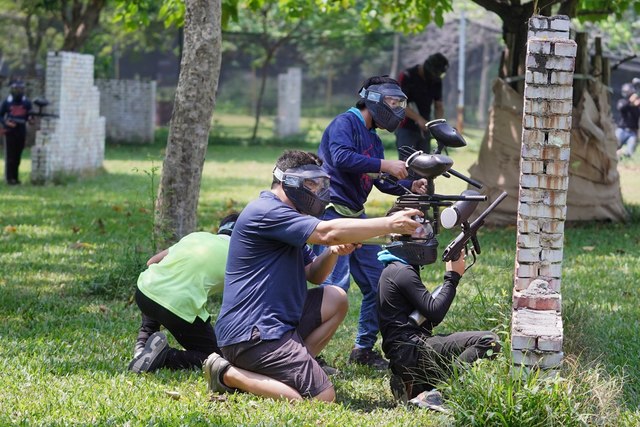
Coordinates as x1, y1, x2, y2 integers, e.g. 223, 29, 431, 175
1, 117, 639, 426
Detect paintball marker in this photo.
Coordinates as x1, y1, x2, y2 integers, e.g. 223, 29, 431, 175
441, 191, 508, 265
364, 119, 506, 269
4, 98, 58, 125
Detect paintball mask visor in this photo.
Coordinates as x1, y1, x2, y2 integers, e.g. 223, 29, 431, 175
359, 84, 408, 112
274, 165, 331, 217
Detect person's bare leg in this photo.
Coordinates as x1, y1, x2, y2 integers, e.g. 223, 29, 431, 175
313, 385, 336, 402
304, 285, 348, 357
223, 365, 303, 401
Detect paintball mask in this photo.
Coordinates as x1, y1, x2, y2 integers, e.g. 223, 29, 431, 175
9, 80, 25, 102
423, 53, 449, 80
384, 215, 439, 265
273, 164, 330, 218
621, 83, 635, 98
359, 83, 407, 132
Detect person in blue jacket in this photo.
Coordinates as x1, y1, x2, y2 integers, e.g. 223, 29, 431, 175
1, 80, 32, 185
313, 75, 428, 369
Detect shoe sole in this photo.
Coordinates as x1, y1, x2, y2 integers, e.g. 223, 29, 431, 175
128, 333, 168, 373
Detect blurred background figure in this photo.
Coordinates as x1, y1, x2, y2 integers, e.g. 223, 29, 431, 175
1, 79, 32, 185
615, 82, 640, 160
395, 53, 449, 159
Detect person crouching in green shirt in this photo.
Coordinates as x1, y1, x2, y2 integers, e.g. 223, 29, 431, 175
128, 213, 239, 373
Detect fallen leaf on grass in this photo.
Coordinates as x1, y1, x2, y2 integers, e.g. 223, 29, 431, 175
209, 394, 227, 402
581, 246, 595, 251
69, 241, 95, 250
165, 390, 180, 400
4, 225, 17, 233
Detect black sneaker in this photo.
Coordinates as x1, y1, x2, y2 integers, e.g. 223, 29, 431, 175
315, 355, 338, 376
348, 348, 388, 370
390, 374, 408, 405
128, 332, 169, 373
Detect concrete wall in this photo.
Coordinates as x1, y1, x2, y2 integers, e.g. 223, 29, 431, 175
31, 51, 105, 184
96, 79, 156, 143
276, 67, 301, 137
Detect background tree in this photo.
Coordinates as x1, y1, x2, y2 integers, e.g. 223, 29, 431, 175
150, 0, 222, 245
0, 0, 60, 78
37, 0, 108, 51
467, 0, 640, 92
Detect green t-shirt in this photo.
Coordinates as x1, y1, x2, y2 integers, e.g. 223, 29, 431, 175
137, 232, 228, 323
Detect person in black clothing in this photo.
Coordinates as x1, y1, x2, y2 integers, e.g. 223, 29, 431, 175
615, 82, 640, 159
1, 80, 32, 185
395, 53, 448, 159
377, 234, 500, 404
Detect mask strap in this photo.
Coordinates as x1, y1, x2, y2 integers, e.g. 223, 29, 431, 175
273, 167, 285, 182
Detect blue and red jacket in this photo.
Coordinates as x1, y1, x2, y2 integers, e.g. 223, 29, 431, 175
0, 95, 32, 133
318, 108, 412, 213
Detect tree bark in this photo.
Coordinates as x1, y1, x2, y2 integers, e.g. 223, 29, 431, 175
60, 0, 106, 52
154, 0, 222, 246
477, 33, 491, 126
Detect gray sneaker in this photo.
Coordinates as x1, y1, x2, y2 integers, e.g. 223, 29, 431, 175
133, 339, 146, 359
408, 389, 450, 414
203, 353, 234, 394
128, 332, 169, 373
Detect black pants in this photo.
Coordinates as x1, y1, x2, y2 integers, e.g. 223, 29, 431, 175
4, 128, 26, 183
134, 288, 221, 370
389, 331, 500, 398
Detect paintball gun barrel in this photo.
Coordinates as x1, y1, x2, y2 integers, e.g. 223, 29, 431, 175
441, 191, 508, 262
3, 97, 58, 125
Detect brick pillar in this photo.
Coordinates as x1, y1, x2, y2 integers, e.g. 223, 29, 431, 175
511, 15, 576, 373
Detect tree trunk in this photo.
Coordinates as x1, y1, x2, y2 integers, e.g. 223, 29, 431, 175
60, 0, 106, 52
389, 33, 400, 78
477, 34, 491, 126
500, 7, 533, 94
251, 51, 274, 141
325, 67, 333, 112
154, 0, 222, 247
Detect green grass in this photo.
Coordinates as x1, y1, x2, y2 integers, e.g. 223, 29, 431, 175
1, 119, 640, 425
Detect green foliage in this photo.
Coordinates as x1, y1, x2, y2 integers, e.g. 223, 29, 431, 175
1, 123, 640, 423
443, 356, 627, 426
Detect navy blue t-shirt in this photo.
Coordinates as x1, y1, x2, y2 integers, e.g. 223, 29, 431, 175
215, 191, 321, 347
318, 109, 409, 212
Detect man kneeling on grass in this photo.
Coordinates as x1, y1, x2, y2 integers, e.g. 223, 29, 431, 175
127, 213, 238, 373
204, 150, 424, 401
